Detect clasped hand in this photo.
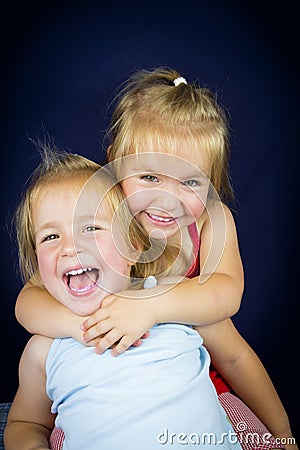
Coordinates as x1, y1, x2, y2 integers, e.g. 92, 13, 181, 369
80, 294, 156, 356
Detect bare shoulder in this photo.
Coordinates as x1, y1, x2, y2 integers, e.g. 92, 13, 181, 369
198, 201, 237, 229
197, 200, 243, 290
197, 202, 240, 250
21, 335, 53, 369
25, 334, 53, 350
222, 203, 238, 230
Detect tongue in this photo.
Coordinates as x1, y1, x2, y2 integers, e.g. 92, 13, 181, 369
69, 270, 98, 290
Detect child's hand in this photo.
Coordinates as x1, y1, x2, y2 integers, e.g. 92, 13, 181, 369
80, 294, 156, 356
81, 330, 150, 349
68, 316, 89, 345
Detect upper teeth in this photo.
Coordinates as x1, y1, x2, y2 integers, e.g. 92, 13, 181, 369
66, 268, 92, 276
149, 213, 174, 222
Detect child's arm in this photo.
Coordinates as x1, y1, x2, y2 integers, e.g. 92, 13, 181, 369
16, 281, 85, 342
17, 203, 243, 354
197, 319, 297, 447
16, 281, 148, 347
81, 203, 244, 354
4, 335, 55, 450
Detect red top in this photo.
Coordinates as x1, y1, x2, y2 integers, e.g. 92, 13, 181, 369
186, 223, 230, 395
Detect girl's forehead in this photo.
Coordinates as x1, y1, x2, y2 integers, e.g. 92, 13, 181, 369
35, 178, 114, 218
113, 151, 210, 181
73, 183, 115, 218
130, 121, 213, 157
134, 133, 211, 174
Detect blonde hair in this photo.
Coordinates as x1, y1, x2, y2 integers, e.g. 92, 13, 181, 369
106, 67, 233, 204
15, 144, 183, 287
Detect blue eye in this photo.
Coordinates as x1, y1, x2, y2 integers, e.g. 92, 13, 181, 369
83, 226, 100, 233
183, 180, 200, 187
42, 234, 59, 242
141, 175, 159, 182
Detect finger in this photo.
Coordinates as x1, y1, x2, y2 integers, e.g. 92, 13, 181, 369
130, 331, 150, 347
82, 336, 104, 347
83, 319, 113, 342
132, 339, 143, 347
94, 329, 123, 355
110, 336, 133, 357
140, 331, 150, 339
81, 310, 110, 331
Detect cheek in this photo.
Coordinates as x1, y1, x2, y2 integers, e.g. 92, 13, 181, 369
94, 236, 130, 275
121, 179, 157, 215
185, 184, 210, 217
101, 251, 131, 293
193, 202, 206, 219
120, 179, 137, 200
124, 190, 155, 216
36, 250, 48, 275
36, 249, 56, 288
185, 195, 206, 220
104, 249, 128, 273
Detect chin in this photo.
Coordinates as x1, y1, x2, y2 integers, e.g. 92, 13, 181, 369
66, 295, 104, 317
72, 305, 99, 317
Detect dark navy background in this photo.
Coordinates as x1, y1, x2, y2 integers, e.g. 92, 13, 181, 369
1, 1, 299, 439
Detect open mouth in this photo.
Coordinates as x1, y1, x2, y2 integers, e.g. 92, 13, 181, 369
145, 212, 177, 225
63, 267, 100, 294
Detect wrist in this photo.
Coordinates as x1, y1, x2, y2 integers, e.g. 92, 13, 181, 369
150, 285, 176, 324
67, 314, 84, 341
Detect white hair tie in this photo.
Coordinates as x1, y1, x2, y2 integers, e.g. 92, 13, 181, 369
143, 275, 158, 289
173, 76, 187, 87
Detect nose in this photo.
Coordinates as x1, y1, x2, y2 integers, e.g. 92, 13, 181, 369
153, 187, 181, 212
60, 234, 83, 257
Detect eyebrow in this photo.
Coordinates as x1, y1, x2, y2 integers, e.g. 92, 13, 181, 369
73, 214, 112, 225
34, 222, 58, 237
128, 162, 156, 173
35, 215, 98, 231
129, 166, 208, 181
34, 213, 112, 234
